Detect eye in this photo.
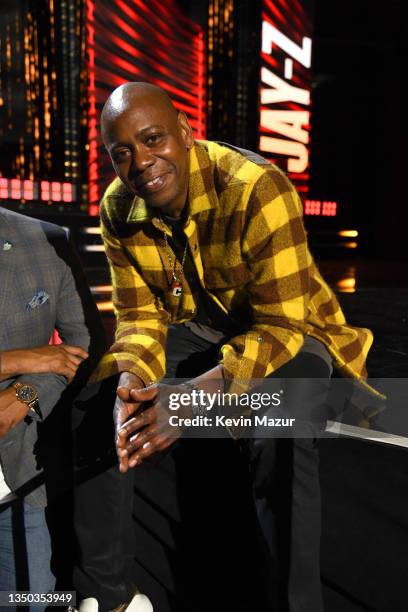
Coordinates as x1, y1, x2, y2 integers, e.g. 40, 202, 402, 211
145, 133, 164, 146
112, 149, 130, 163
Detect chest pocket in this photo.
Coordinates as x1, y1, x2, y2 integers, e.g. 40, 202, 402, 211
4, 274, 55, 346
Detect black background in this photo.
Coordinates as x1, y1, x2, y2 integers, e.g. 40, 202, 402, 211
311, 0, 408, 258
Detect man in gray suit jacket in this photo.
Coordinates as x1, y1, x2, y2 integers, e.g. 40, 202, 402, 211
0, 206, 104, 605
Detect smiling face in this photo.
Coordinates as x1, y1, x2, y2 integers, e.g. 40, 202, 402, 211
102, 85, 194, 218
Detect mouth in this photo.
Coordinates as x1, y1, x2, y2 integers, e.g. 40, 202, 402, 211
135, 172, 171, 195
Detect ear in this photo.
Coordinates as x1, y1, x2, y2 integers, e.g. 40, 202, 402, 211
177, 111, 194, 150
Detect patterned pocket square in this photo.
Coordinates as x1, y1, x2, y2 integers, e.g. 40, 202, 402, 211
26, 289, 50, 311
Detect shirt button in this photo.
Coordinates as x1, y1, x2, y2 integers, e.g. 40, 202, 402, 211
257, 336, 264, 343
189, 309, 196, 314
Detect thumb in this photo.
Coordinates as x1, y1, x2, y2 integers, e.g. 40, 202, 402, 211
117, 386, 131, 401
130, 386, 158, 402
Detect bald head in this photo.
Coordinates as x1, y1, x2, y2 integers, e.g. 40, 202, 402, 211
101, 82, 178, 142
101, 81, 194, 218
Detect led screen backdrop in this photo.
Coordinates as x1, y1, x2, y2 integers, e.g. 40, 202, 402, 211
0, 0, 205, 210
259, 0, 313, 194
88, 0, 206, 206
0, 0, 87, 205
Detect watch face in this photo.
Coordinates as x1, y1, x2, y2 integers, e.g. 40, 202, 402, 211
19, 385, 36, 402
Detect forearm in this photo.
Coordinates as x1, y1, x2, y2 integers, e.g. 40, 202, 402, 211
0, 388, 29, 438
0, 350, 32, 380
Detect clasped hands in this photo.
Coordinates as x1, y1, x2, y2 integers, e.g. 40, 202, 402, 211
114, 372, 192, 473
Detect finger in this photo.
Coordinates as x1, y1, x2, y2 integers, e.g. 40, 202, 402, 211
117, 419, 150, 450
66, 354, 83, 368
115, 418, 131, 471
114, 403, 138, 439
128, 442, 153, 467
63, 345, 89, 359
115, 406, 144, 438
118, 407, 156, 439
117, 386, 131, 402
129, 386, 159, 402
61, 363, 77, 381
117, 416, 138, 438
125, 422, 161, 454
117, 387, 144, 410
117, 447, 129, 473
128, 434, 167, 467
128, 431, 175, 467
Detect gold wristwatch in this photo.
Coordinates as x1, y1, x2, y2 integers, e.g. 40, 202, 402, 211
12, 382, 42, 419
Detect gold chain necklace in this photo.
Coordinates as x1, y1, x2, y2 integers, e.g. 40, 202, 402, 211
159, 214, 188, 297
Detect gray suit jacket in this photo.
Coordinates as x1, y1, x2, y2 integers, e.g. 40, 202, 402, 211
0, 207, 105, 507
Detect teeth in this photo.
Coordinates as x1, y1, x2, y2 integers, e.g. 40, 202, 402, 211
146, 177, 161, 187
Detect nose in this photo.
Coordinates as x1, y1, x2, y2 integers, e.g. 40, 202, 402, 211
130, 144, 155, 174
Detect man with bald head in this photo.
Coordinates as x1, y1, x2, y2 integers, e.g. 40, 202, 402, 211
100, 83, 192, 224
75, 81, 374, 612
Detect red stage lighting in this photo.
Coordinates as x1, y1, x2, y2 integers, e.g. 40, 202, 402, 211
23, 180, 34, 200
40, 181, 50, 201
51, 182, 61, 202
0, 178, 8, 199
304, 199, 338, 217
11, 179, 21, 200
88, 0, 206, 214
62, 183, 73, 202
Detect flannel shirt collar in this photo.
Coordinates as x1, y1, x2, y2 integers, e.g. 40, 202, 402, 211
126, 141, 217, 224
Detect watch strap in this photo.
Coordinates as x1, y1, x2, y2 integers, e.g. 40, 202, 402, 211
28, 398, 43, 420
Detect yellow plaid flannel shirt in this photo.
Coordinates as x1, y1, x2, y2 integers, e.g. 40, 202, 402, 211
92, 140, 374, 393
